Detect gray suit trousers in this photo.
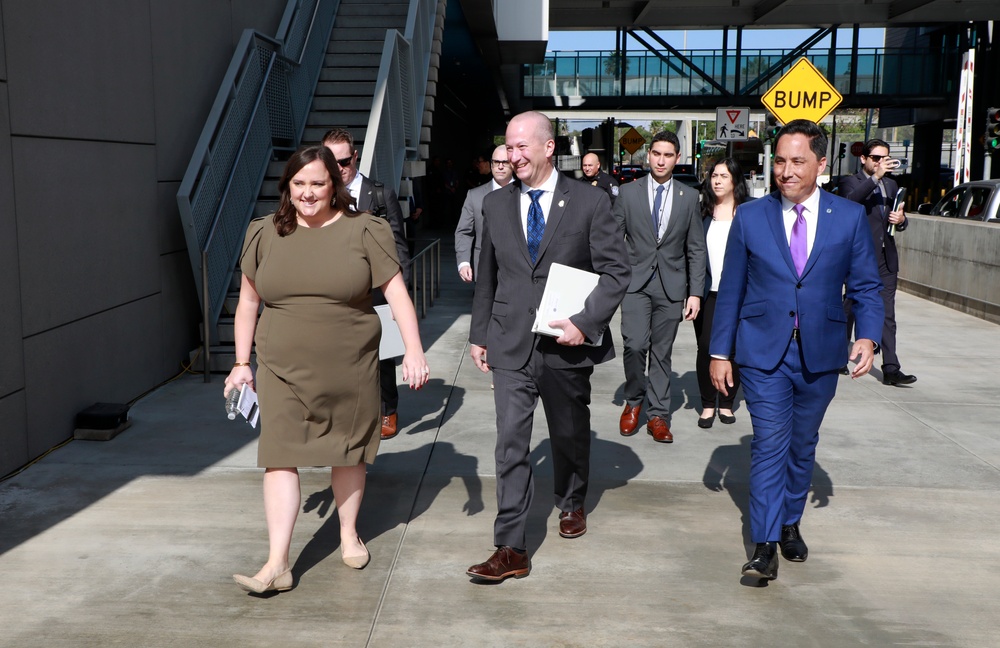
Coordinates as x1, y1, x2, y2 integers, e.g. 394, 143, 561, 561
621, 273, 683, 420
491, 346, 593, 550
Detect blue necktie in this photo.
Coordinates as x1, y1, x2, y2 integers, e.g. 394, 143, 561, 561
526, 189, 545, 264
652, 184, 664, 237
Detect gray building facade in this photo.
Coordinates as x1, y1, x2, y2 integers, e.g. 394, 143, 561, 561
0, 0, 286, 475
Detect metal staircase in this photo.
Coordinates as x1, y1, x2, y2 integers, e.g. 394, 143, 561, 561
187, 0, 445, 373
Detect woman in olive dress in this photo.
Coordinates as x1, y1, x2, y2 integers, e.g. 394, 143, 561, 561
226, 145, 428, 593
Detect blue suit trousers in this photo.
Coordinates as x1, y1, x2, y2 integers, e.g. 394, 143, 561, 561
740, 338, 839, 543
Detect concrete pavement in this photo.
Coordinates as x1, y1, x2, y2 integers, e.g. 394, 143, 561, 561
2, 237, 998, 647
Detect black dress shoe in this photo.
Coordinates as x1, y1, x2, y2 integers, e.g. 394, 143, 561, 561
838, 365, 850, 375
697, 414, 715, 429
718, 412, 736, 425
779, 523, 808, 562
883, 369, 917, 386
742, 542, 778, 580
467, 546, 530, 582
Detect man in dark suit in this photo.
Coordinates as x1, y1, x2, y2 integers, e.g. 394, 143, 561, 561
839, 139, 915, 386
454, 145, 513, 282
466, 111, 629, 582
710, 120, 884, 581
323, 128, 411, 440
614, 131, 705, 443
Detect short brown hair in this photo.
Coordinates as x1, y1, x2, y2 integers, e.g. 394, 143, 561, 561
322, 127, 354, 152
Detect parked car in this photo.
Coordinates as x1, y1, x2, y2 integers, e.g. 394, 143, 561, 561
917, 180, 1000, 223
672, 173, 702, 190
614, 165, 648, 183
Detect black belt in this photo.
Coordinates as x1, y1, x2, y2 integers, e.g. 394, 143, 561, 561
792, 328, 801, 340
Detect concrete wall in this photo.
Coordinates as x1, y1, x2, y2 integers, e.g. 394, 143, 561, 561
897, 214, 1000, 324
0, 0, 287, 474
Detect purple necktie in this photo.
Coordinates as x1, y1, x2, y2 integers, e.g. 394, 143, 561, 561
790, 204, 807, 329
790, 204, 807, 276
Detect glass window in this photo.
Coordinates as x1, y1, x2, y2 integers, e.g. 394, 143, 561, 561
934, 187, 966, 218
963, 187, 992, 220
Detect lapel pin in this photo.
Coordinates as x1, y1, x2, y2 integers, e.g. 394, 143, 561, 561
679, 190, 683, 196
558, 200, 565, 208
826, 208, 832, 213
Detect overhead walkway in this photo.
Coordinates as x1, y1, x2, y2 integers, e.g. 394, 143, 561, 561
524, 45, 956, 108
1, 234, 997, 646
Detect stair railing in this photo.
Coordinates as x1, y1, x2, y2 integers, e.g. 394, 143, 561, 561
176, 0, 339, 380
359, 0, 439, 191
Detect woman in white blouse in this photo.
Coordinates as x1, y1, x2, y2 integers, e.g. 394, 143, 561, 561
694, 158, 750, 428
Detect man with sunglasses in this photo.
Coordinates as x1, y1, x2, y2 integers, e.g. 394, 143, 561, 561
839, 139, 915, 386
323, 128, 412, 438
455, 145, 513, 282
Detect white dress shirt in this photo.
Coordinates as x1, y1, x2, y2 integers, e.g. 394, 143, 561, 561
346, 172, 364, 206
647, 177, 674, 239
519, 167, 558, 238
780, 187, 820, 257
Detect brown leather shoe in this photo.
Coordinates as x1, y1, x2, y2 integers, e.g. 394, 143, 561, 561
467, 546, 530, 582
619, 404, 641, 436
380, 413, 398, 440
558, 507, 587, 538
647, 416, 673, 443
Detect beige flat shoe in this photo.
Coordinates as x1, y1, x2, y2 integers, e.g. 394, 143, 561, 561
233, 568, 293, 593
341, 540, 370, 569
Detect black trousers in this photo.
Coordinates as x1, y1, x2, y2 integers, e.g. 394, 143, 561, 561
692, 291, 741, 410
380, 358, 398, 415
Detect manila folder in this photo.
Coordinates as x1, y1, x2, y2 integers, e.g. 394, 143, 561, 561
531, 263, 603, 347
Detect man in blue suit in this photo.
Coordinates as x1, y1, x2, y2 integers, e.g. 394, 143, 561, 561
709, 120, 884, 581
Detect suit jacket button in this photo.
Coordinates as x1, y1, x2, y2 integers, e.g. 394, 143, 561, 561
796, 283, 802, 289
533, 278, 539, 284
529, 307, 535, 315
789, 311, 795, 317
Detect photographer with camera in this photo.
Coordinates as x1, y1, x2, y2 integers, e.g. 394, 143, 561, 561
839, 139, 915, 386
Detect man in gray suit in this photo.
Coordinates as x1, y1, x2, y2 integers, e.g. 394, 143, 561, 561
466, 111, 629, 582
454, 145, 513, 282
323, 128, 411, 440
614, 131, 706, 443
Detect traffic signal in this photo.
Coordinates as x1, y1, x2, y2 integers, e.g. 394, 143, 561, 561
987, 107, 1000, 153
765, 115, 781, 141
696, 141, 703, 159
838, 143, 846, 159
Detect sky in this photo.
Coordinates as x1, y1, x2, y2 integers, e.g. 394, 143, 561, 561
547, 28, 886, 52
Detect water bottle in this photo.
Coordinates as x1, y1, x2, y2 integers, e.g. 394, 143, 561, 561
225, 387, 241, 420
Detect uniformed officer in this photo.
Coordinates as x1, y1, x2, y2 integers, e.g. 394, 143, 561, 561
581, 152, 619, 203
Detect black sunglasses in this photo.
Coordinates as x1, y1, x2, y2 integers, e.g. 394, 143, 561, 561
337, 155, 354, 167
866, 154, 888, 162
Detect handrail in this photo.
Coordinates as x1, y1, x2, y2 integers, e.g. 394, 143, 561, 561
359, 0, 439, 191
176, 0, 338, 380
408, 238, 441, 319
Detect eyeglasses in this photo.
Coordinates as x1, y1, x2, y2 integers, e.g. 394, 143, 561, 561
491, 159, 510, 167
337, 156, 354, 167
866, 154, 888, 162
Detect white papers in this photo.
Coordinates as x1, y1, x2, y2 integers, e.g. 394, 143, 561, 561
237, 384, 260, 428
531, 263, 603, 346
375, 304, 405, 359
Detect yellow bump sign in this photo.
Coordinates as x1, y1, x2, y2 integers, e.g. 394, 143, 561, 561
761, 57, 843, 125
619, 127, 646, 155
